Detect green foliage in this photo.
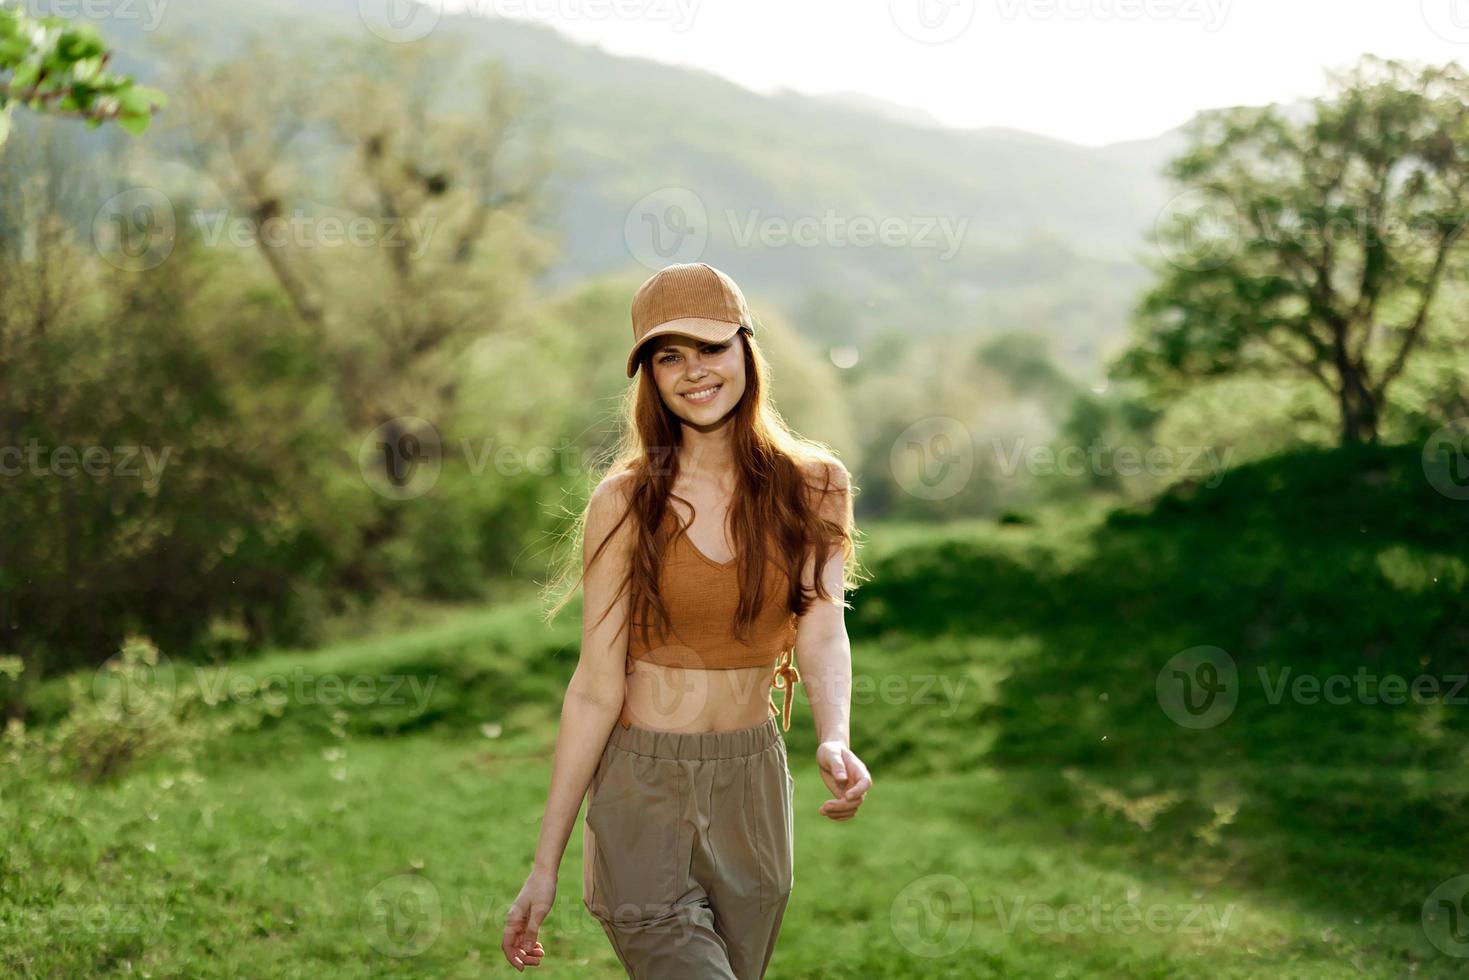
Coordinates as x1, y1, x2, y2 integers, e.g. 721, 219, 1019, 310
848, 444, 1469, 934
4, 465, 1466, 974
3, 636, 279, 785
0, 218, 357, 675
0, 37, 561, 684
1115, 55, 1469, 444
0, 3, 164, 144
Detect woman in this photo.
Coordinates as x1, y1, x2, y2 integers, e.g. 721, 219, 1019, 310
501, 262, 872, 978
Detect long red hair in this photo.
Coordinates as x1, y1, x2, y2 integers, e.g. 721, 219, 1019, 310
543, 323, 865, 644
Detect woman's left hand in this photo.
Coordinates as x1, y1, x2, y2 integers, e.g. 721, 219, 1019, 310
813, 741, 872, 821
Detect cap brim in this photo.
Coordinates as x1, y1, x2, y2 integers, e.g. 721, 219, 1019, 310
627, 317, 744, 378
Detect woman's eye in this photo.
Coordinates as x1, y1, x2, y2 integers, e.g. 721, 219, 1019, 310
659, 345, 724, 364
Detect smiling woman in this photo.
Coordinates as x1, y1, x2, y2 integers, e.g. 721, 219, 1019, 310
502, 262, 873, 978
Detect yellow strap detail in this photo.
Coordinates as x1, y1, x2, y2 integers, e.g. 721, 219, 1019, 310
770, 648, 800, 732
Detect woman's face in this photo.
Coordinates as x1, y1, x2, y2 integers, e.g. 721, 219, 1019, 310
649, 331, 747, 426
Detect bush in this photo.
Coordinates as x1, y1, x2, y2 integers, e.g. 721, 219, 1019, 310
2, 636, 282, 785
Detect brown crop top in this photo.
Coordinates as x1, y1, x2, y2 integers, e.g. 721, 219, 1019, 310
621, 510, 802, 731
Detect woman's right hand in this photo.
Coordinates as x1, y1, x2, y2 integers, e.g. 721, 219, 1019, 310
501, 868, 555, 971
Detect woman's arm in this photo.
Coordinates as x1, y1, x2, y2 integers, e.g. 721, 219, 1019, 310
503, 474, 634, 971
795, 460, 872, 821
531, 474, 634, 873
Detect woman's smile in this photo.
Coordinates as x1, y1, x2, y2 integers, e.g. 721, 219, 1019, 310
682, 383, 723, 404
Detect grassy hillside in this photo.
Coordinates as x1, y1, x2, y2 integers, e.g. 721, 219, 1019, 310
5, 444, 1464, 976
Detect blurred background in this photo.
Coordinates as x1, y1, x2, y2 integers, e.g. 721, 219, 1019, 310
3, 0, 1469, 976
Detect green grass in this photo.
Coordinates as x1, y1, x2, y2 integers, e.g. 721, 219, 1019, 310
5, 443, 1468, 976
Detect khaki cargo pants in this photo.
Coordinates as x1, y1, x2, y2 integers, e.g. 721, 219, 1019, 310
582, 715, 795, 979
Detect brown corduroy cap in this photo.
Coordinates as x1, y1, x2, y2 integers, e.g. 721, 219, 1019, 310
627, 263, 752, 378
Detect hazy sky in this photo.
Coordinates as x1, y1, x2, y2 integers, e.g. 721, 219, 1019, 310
436, 0, 1469, 146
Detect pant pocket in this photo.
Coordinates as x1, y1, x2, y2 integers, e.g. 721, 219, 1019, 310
755, 747, 794, 910
585, 749, 683, 924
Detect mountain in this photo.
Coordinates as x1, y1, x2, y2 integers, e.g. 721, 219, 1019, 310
799, 91, 946, 130
46, 0, 1211, 375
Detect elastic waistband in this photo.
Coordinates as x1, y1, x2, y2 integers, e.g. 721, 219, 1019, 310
607, 714, 781, 760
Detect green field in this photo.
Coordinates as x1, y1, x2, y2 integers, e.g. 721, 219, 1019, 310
5, 444, 1468, 978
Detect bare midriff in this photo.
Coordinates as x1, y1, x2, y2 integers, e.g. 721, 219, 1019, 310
618, 659, 782, 733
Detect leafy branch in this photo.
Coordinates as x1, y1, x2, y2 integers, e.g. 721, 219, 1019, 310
0, 3, 165, 145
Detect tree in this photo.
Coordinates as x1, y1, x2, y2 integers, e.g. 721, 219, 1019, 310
0, 3, 164, 145
166, 33, 552, 433
1115, 56, 1469, 445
